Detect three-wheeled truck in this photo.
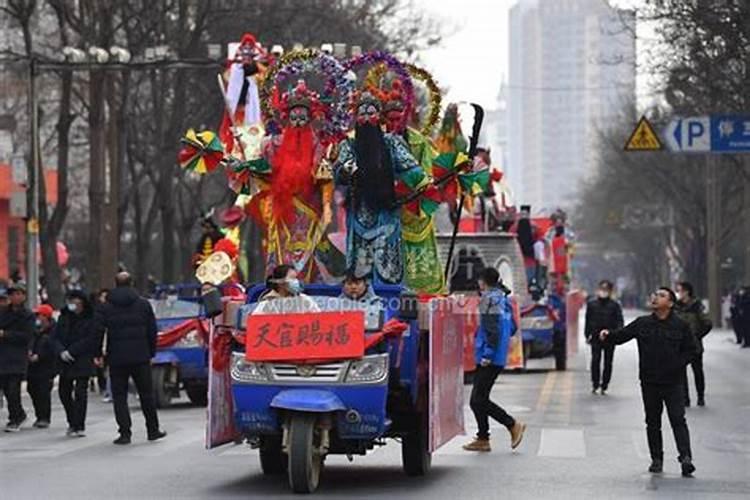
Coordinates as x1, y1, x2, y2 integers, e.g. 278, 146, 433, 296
150, 297, 209, 407
205, 284, 466, 494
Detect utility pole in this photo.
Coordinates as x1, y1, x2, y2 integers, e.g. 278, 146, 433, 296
25, 57, 40, 308
705, 155, 721, 325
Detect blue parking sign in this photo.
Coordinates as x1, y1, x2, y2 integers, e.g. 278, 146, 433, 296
711, 115, 750, 152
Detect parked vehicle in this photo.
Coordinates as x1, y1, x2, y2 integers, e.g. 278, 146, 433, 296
151, 297, 209, 407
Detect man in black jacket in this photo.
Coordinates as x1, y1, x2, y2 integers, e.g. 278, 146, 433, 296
52, 290, 98, 437
0, 282, 35, 432
600, 286, 698, 477
27, 304, 57, 428
584, 280, 623, 394
94, 272, 166, 445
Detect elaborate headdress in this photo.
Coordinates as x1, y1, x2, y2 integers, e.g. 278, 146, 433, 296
351, 84, 386, 112
383, 79, 405, 113
272, 80, 323, 123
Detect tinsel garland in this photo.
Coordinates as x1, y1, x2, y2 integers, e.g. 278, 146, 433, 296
261, 48, 354, 143
341, 51, 415, 132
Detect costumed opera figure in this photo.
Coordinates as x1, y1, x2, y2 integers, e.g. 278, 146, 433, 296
252, 80, 334, 282
334, 86, 428, 285
381, 80, 445, 294
218, 33, 269, 156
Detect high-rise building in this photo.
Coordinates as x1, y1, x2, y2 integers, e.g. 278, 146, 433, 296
508, 0, 635, 211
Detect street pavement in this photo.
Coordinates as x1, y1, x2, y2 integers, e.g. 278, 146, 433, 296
1, 319, 748, 499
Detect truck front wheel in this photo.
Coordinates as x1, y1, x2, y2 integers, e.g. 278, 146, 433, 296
288, 414, 322, 493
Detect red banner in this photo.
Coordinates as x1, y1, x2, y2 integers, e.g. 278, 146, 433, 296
206, 325, 238, 449
429, 297, 465, 452
245, 311, 365, 362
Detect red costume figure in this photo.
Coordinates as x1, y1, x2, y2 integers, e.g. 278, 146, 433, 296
254, 80, 334, 282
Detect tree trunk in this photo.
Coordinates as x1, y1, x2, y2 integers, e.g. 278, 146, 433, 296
87, 70, 106, 291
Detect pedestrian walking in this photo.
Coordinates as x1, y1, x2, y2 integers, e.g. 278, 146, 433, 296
584, 280, 624, 395
736, 286, 750, 348
0, 282, 34, 432
94, 272, 166, 445
600, 287, 698, 477
26, 304, 57, 428
92, 289, 110, 398
51, 290, 98, 437
675, 281, 712, 407
463, 267, 526, 452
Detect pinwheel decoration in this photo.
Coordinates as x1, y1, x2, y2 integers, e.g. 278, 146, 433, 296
178, 129, 224, 174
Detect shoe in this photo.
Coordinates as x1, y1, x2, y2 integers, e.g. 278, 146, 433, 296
33, 420, 50, 429
697, 397, 705, 407
102, 396, 112, 403
113, 434, 131, 445
462, 438, 491, 452
148, 430, 167, 442
681, 458, 696, 477
66, 427, 76, 437
600, 388, 608, 395
73, 430, 86, 437
509, 421, 526, 449
4, 421, 22, 433
592, 388, 599, 395
648, 460, 663, 473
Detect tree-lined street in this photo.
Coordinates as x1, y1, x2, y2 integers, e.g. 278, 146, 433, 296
2, 325, 747, 499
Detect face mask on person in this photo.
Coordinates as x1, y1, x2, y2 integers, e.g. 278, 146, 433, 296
286, 278, 304, 296
597, 290, 609, 300
67, 303, 78, 313
35, 319, 42, 328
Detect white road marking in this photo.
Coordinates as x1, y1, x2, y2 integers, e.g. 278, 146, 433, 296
631, 431, 649, 460
537, 428, 586, 458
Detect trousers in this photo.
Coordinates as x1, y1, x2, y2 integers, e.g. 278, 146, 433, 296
27, 376, 53, 422
110, 363, 160, 437
59, 376, 89, 431
591, 342, 615, 390
641, 383, 692, 461
683, 353, 705, 402
0, 374, 26, 424
470, 364, 515, 440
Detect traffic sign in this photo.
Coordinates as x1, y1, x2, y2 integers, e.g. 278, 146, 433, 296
664, 115, 750, 153
711, 115, 750, 152
664, 116, 711, 153
624, 116, 663, 151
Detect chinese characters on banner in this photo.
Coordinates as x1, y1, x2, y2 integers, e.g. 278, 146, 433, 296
245, 311, 365, 362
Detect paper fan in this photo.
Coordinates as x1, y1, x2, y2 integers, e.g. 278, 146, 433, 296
178, 129, 224, 174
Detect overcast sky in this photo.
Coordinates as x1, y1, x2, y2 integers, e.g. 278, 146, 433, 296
416, 0, 512, 109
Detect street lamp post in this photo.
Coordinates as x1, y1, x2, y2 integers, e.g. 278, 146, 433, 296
26, 57, 40, 308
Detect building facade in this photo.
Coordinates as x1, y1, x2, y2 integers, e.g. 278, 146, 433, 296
508, 0, 635, 212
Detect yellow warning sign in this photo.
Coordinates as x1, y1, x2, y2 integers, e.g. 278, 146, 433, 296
624, 116, 663, 151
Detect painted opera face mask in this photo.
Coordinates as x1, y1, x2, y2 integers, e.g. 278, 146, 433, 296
356, 102, 381, 126
288, 106, 311, 127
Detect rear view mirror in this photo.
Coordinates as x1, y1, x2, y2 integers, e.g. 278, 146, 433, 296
398, 291, 418, 322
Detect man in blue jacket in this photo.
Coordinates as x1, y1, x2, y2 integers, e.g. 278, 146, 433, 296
463, 268, 526, 452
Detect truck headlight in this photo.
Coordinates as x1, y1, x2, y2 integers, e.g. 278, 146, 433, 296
231, 353, 270, 382
345, 354, 388, 383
